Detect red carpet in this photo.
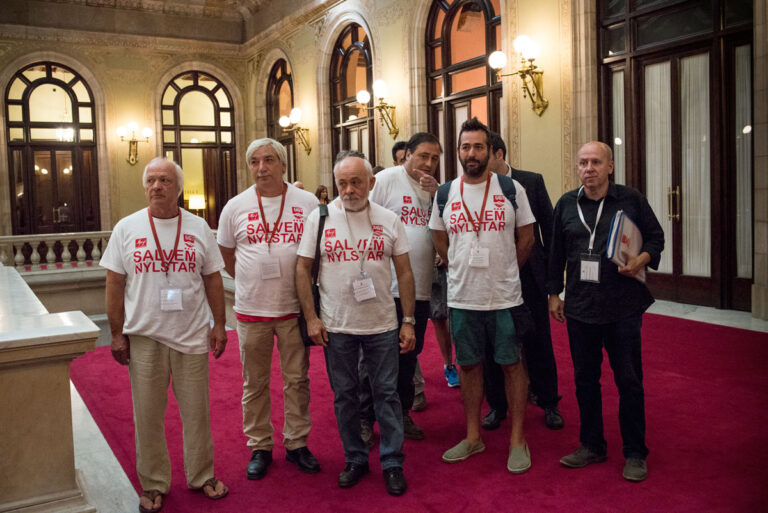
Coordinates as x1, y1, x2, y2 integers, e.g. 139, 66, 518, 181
70, 314, 768, 512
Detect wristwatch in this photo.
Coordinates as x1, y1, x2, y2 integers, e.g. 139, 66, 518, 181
402, 316, 416, 325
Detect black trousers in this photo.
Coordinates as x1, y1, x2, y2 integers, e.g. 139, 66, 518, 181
483, 270, 561, 413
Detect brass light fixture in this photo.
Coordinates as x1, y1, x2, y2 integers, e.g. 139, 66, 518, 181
356, 80, 399, 139
117, 122, 153, 165
279, 108, 311, 155
489, 35, 549, 116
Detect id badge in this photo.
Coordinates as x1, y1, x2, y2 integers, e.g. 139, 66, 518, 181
580, 252, 601, 283
160, 288, 183, 311
351, 272, 376, 302
260, 256, 281, 280
469, 243, 490, 268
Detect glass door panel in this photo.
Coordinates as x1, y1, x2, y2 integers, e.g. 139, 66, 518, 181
735, 44, 752, 278
33, 150, 55, 232
54, 150, 76, 232
611, 70, 626, 184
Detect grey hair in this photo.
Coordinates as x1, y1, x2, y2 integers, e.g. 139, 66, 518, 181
245, 138, 288, 167
333, 150, 373, 177
142, 157, 184, 198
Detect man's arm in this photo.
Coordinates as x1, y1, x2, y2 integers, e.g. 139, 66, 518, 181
219, 245, 236, 278
515, 223, 534, 269
295, 255, 328, 346
392, 252, 416, 353
432, 229, 449, 264
202, 271, 227, 358
105, 270, 130, 365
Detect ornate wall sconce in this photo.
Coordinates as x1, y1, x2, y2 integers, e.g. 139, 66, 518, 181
356, 80, 399, 139
488, 35, 549, 116
117, 122, 153, 165
279, 108, 311, 155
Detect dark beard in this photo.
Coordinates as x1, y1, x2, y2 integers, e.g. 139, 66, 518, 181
460, 157, 489, 178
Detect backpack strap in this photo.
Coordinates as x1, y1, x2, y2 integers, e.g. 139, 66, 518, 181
436, 181, 452, 217
496, 174, 518, 211
310, 204, 328, 283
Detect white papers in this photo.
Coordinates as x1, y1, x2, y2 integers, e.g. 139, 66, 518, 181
606, 210, 646, 283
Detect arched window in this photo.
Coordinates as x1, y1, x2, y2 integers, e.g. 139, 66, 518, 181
266, 59, 297, 182
161, 70, 235, 228
330, 23, 375, 167
426, 0, 501, 181
5, 62, 100, 234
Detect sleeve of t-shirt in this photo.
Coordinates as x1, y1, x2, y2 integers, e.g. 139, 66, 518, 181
297, 208, 319, 258
216, 200, 236, 248
428, 193, 446, 231
513, 180, 536, 227
369, 170, 391, 207
201, 226, 225, 275
391, 216, 412, 256
100, 220, 127, 275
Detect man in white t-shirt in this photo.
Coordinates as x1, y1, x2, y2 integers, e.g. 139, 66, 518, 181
368, 132, 441, 440
429, 118, 536, 474
102, 157, 228, 513
296, 152, 416, 496
217, 138, 321, 481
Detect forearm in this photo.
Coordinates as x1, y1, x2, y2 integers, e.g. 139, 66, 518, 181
295, 256, 318, 319
203, 272, 226, 325
515, 224, 534, 268
105, 271, 126, 336
219, 245, 236, 278
432, 230, 449, 263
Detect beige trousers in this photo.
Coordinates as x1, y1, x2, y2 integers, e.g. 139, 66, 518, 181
237, 318, 311, 451
128, 336, 214, 493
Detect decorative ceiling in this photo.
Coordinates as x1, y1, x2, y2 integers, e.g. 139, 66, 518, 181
34, 0, 271, 22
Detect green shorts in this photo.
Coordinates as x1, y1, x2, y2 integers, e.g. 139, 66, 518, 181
449, 308, 522, 366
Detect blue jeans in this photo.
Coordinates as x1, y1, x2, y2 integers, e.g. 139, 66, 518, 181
566, 314, 649, 459
325, 329, 404, 469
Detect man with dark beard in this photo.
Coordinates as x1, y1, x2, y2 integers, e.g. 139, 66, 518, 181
429, 118, 536, 474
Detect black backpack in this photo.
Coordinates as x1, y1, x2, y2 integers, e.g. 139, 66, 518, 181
435, 174, 518, 217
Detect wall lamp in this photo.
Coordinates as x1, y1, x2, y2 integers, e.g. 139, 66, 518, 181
279, 108, 311, 155
117, 122, 153, 165
356, 80, 399, 139
488, 35, 549, 116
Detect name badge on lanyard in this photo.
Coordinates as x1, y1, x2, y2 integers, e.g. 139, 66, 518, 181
352, 271, 376, 302
469, 241, 490, 268
576, 186, 606, 284
148, 209, 184, 312
160, 288, 183, 311
260, 255, 281, 280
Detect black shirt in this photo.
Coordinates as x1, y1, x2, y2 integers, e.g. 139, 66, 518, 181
546, 183, 665, 324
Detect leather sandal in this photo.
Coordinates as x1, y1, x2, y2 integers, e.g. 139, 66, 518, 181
138, 489, 164, 513
197, 477, 228, 500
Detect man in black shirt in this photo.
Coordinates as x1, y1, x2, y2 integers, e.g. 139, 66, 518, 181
547, 141, 664, 482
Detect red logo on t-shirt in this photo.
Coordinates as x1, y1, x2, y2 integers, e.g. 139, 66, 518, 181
403, 196, 412, 204
325, 228, 336, 238
184, 234, 195, 245
372, 224, 383, 236
493, 194, 505, 208
292, 206, 303, 215
451, 202, 461, 212
248, 212, 259, 221
135, 238, 147, 248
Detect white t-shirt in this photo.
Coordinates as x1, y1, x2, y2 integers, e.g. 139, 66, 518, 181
297, 201, 411, 335
370, 165, 434, 301
217, 184, 318, 317
428, 174, 535, 311
100, 208, 224, 354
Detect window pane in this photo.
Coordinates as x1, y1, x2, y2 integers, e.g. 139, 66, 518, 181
8, 104, 22, 122
221, 131, 232, 144
162, 86, 177, 106
734, 44, 752, 278
11, 150, 26, 230
23, 65, 46, 82
8, 78, 26, 100
725, 0, 753, 27
606, 0, 626, 17
220, 111, 232, 127
433, 46, 442, 68
179, 91, 215, 126
490, 0, 500, 16
175, 73, 195, 90
495, 24, 501, 51
180, 148, 204, 201
71, 80, 91, 102
450, 4, 485, 64
454, 104, 469, 147
34, 151, 54, 227
9, 127, 24, 141
51, 66, 74, 85
180, 130, 216, 143
450, 67, 486, 94
644, 61, 673, 274
344, 103, 368, 122
433, 77, 444, 98
164, 130, 175, 143
29, 84, 73, 122
470, 96, 487, 125
198, 73, 218, 90
611, 70, 626, 184
30, 128, 62, 141
162, 109, 175, 125
80, 129, 94, 141
78, 106, 92, 123
215, 88, 230, 108
344, 50, 368, 99
604, 25, 626, 56
278, 82, 292, 118
637, 4, 713, 49
680, 53, 711, 277
433, 8, 445, 40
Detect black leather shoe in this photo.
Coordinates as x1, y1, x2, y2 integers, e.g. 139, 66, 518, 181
338, 462, 369, 488
246, 450, 272, 480
481, 409, 506, 430
544, 407, 564, 430
286, 446, 321, 474
383, 467, 407, 496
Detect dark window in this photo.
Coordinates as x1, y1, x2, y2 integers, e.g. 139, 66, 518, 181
266, 59, 298, 182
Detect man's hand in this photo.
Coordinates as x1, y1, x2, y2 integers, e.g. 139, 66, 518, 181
308, 316, 329, 347
549, 294, 565, 323
419, 174, 439, 195
111, 333, 130, 365
618, 251, 650, 278
434, 254, 447, 267
399, 323, 416, 353
209, 323, 227, 359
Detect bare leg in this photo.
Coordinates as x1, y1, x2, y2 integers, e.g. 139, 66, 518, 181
503, 362, 529, 447
433, 318, 453, 366
459, 363, 483, 444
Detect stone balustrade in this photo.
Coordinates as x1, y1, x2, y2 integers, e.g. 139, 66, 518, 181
0, 231, 111, 272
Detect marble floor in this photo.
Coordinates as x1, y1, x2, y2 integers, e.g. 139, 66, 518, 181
71, 302, 768, 512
